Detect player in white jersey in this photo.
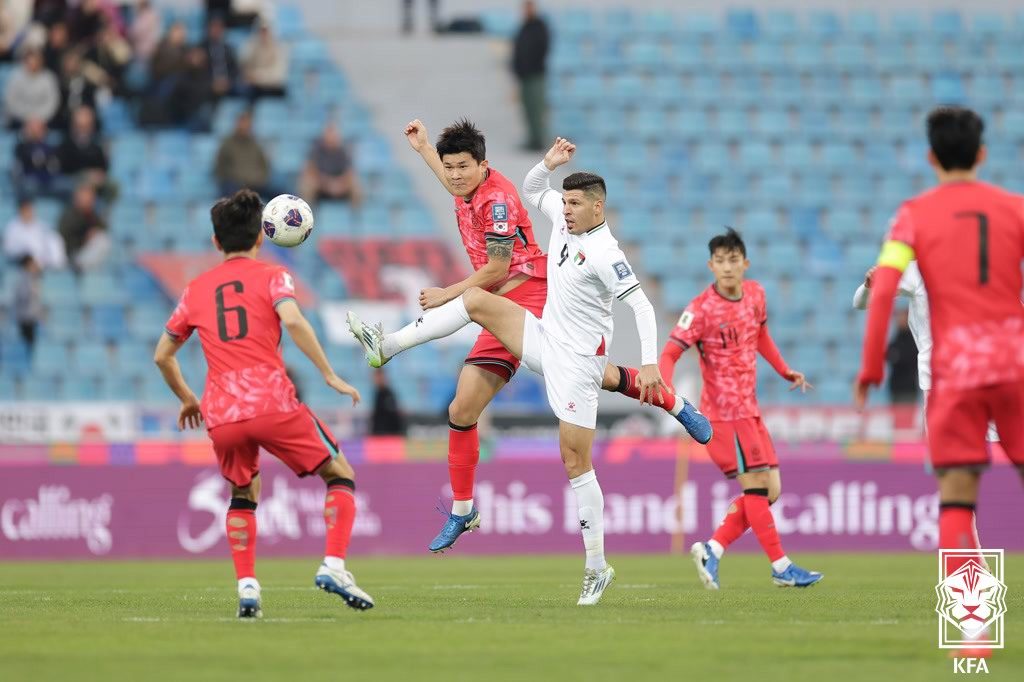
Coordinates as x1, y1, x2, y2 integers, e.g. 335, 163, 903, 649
853, 263, 998, 442
347, 138, 711, 605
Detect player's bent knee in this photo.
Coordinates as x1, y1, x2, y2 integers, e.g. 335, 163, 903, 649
448, 397, 485, 426
318, 457, 355, 482
462, 286, 486, 313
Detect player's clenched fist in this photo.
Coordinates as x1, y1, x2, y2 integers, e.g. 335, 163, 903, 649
543, 137, 576, 171
404, 119, 430, 153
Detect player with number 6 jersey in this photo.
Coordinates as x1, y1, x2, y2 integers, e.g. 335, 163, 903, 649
856, 107, 1024, 582
154, 190, 374, 619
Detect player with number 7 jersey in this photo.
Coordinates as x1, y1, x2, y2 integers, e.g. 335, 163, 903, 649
857, 108, 1024, 596
154, 190, 375, 619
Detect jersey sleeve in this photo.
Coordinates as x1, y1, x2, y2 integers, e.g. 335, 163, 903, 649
269, 268, 297, 308
164, 286, 194, 342
877, 204, 916, 271
592, 246, 641, 300
667, 300, 706, 350
478, 191, 520, 245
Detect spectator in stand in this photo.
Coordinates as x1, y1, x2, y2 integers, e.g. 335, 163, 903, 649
298, 122, 362, 205
0, 0, 33, 61
84, 20, 132, 95
58, 183, 109, 271
129, 0, 163, 62
240, 20, 288, 99
511, 1, 549, 152
170, 47, 214, 131
370, 371, 407, 436
58, 105, 116, 201
3, 197, 67, 270
3, 49, 60, 129
42, 22, 70, 73
203, 15, 238, 100
54, 50, 99, 131
13, 254, 43, 350
11, 118, 67, 198
141, 22, 189, 126
213, 110, 271, 196
68, 0, 105, 46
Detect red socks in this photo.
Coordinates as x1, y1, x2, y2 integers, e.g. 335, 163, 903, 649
940, 503, 980, 573
324, 478, 356, 559
711, 496, 750, 549
744, 489, 785, 562
226, 499, 258, 580
448, 422, 479, 502
614, 366, 677, 411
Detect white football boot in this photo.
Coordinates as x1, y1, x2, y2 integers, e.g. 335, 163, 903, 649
577, 565, 616, 606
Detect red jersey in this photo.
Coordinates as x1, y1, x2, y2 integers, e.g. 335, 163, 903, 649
662, 280, 791, 421
862, 181, 1024, 390
165, 257, 300, 428
455, 168, 546, 289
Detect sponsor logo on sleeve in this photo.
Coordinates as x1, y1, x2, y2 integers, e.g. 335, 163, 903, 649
492, 203, 508, 222
612, 260, 633, 280
493, 222, 509, 234
678, 311, 695, 330
283, 272, 295, 292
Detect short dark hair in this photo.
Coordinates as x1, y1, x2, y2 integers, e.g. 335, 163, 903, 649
927, 106, 984, 172
211, 189, 263, 253
708, 227, 746, 258
436, 118, 486, 162
562, 172, 606, 199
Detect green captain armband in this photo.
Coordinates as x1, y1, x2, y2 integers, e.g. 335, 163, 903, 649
876, 240, 915, 271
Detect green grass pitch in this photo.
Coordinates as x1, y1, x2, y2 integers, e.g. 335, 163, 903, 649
1, 553, 1021, 681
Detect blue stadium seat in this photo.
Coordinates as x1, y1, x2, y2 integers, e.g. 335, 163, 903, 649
761, 11, 798, 39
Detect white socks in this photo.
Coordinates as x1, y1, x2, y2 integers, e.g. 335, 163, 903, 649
382, 295, 471, 359
669, 395, 686, 416
771, 556, 792, 573
708, 539, 725, 559
570, 470, 607, 571
323, 556, 346, 573
451, 499, 474, 516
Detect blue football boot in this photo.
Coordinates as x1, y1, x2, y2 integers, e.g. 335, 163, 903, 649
771, 562, 824, 587
675, 398, 713, 444
690, 542, 720, 590
428, 508, 481, 553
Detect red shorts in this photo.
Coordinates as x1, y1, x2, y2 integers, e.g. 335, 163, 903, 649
705, 417, 778, 478
927, 381, 1024, 469
207, 405, 340, 488
465, 276, 548, 382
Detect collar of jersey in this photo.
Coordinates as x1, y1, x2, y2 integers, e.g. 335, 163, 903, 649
580, 221, 608, 237
712, 282, 743, 302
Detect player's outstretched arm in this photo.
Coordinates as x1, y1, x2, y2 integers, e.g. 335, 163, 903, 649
153, 333, 203, 430
277, 300, 361, 405
522, 137, 574, 221
419, 238, 512, 309
756, 323, 810, 391
404, 119, 456, 196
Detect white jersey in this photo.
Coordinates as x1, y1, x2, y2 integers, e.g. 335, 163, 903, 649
853, 261, 931, 390
521, 164, 642, 358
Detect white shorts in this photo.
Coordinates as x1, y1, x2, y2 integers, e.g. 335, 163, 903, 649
521, 312, 606, 429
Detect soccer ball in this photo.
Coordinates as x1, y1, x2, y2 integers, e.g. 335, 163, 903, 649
262, 194, 315, 247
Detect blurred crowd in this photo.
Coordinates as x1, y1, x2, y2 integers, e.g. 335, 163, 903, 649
2, 0, 362, 351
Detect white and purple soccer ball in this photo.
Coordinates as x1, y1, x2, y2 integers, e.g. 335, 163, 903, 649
262, 194, 315, 247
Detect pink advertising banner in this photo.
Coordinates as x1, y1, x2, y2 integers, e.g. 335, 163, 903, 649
1, 461, 1020, 559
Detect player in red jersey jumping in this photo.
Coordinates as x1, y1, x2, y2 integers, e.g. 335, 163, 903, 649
659, 228, 823, 589
404, 119, 709, 552
153, 190, 374, 617
856, 107, 1024, 569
